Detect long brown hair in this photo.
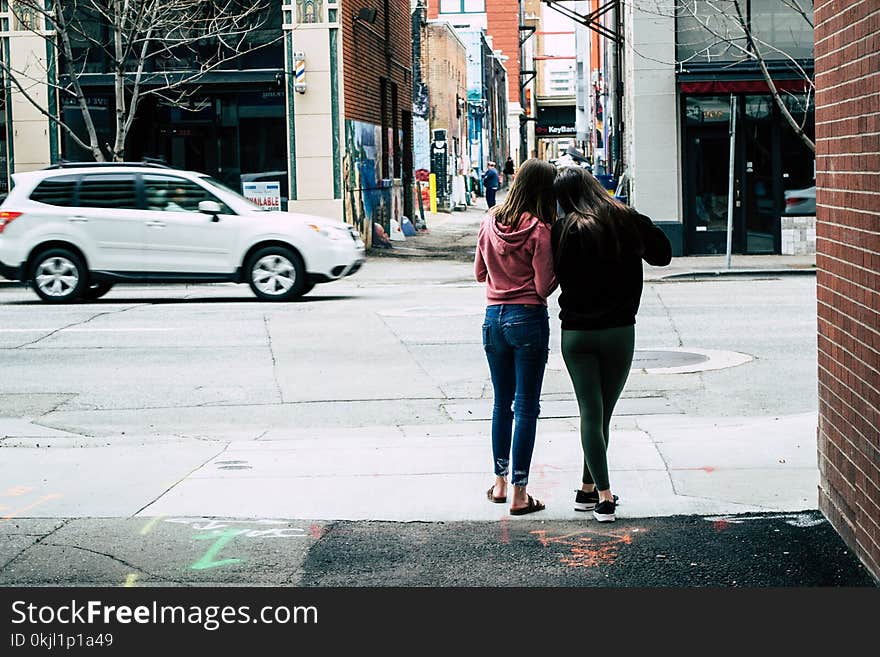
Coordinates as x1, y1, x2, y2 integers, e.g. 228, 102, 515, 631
492, 158, 557, 228
553, 166, 643, 260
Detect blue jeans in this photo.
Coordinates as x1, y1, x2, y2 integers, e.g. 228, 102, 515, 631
482, 304, 550, 486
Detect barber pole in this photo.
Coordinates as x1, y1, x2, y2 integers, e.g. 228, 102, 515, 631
294, 51, 306, 93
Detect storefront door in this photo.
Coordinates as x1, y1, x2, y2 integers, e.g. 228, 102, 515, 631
684, 94, 797, 256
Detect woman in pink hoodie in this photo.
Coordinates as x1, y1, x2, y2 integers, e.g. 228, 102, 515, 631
474, 158, 558, 515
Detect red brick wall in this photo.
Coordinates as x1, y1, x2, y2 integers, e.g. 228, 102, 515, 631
427, 0, 520, 104
340, 0, 413, 126
486, 0, 520, 104
814, 0, 880, 582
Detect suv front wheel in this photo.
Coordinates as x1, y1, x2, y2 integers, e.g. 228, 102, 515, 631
31, 248, 88, 303
246, 246, 306, 302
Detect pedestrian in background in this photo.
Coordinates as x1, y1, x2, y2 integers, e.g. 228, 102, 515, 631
551, 167, 672, 522
503, 156, 515, 188
474, 159, 558, 516
481, 161, 500, 209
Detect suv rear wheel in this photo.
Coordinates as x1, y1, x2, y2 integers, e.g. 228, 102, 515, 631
31, 248, 88, 303
246, 246, 306, 301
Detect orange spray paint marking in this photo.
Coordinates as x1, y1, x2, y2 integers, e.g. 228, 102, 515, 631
713, 520, 730, 533
2, 486, 34, 497
1, 494, 62, 521
499, 517, 510, 544
309, 523, 324, 539
531, 527, 643, 568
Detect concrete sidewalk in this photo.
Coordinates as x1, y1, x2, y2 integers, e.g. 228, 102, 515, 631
371, 203, 818, 277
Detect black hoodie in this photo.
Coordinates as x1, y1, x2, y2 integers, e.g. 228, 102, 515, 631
550, 212, 672, 330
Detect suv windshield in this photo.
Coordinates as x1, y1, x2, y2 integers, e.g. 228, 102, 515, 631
199, 175, 268, 212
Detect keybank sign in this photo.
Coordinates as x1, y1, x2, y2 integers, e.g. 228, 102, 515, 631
536, 124, 576, 136
536, 104, 576, 137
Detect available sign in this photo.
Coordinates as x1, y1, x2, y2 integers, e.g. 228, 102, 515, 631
243, 181, 282, 211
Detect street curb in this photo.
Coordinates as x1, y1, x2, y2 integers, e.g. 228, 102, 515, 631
657, 268, 817, 281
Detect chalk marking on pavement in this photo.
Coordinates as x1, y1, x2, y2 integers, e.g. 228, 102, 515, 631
703, 513, 825, 528
499, 517, 510, 544
531, 528, 644, 568
139, 515, 166, 536
124, 574, 140, 587
1, 494, 62, 521
191, 528, 246, 570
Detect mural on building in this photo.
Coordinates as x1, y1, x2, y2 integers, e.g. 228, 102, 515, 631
296, 0, 323, 23
343, 120, 404, 246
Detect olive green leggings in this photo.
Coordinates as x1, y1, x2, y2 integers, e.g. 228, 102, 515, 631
561, 325, 635, 491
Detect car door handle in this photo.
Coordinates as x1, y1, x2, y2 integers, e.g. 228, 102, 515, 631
145, 221, 166, 228
68, 216, 89, 223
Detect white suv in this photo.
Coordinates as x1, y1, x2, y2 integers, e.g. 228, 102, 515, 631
0, 163, 365, 303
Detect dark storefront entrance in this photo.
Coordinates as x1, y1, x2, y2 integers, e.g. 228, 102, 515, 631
682, 92, 815, 255
62, 86, 288, 201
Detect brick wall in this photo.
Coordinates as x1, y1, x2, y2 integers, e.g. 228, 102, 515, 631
814, 0, 880, 582
486, 0, 520, 104
340, 0, 413, 127
424, 22, 468, 146
427, 0, 520, 104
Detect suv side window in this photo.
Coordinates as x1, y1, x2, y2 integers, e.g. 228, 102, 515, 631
143, 175, 233, 215
78, 174, 139, 209
30, 176, 79, 207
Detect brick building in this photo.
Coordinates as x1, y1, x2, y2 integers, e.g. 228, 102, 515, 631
814, 0, 880, 582
423, 20, 469, 210
337, 0, 415, 242
428, 0, 520, 162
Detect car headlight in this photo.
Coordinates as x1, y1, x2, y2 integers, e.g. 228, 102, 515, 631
309, 223, 349, 240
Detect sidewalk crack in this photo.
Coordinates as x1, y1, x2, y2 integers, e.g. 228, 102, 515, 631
131, 443, 231, 517
651, 287, 684, 347
13, 305, 143, 349
263, 315, 284, 404
0, 518, 72, 571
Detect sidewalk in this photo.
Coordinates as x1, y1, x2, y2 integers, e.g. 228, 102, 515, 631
372, 205, 817, 278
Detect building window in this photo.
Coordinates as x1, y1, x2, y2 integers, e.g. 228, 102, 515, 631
440, 0, 485, 14
676, 0, 813, 64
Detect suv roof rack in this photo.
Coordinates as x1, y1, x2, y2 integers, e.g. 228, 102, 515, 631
45, 159, 172, 170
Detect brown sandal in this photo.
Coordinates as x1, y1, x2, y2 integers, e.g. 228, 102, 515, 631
487, 486, 507, 503
509, 495, 545, 516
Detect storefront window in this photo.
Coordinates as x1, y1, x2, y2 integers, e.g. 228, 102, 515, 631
677, 1, 747, 64
677, 0, 813, 64
780, 93, 816, 216
750, 0, 814, 61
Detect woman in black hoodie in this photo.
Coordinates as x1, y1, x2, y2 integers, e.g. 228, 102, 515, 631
551, 167, 672, 522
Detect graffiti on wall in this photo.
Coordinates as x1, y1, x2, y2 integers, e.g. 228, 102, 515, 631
343, 119, 404, 246
413, 115, 431, 173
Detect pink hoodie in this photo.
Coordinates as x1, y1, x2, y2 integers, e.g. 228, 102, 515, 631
474, 211, 557, 306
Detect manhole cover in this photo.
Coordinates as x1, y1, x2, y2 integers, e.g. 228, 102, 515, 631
632, 350, 709, 369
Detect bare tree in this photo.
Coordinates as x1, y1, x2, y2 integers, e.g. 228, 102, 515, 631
3, 0, 282, 161
637, 0, 815, 152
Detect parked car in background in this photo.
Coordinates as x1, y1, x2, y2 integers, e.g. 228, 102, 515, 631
784, 185, 816, 215
0, 162, 364, 303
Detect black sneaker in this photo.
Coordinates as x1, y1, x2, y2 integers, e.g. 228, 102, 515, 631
593, 499, 616, 523
574, 489, 619, 512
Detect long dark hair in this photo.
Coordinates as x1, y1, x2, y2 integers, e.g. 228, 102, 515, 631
553, 166, 644, 260
492, 158, 557, 228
